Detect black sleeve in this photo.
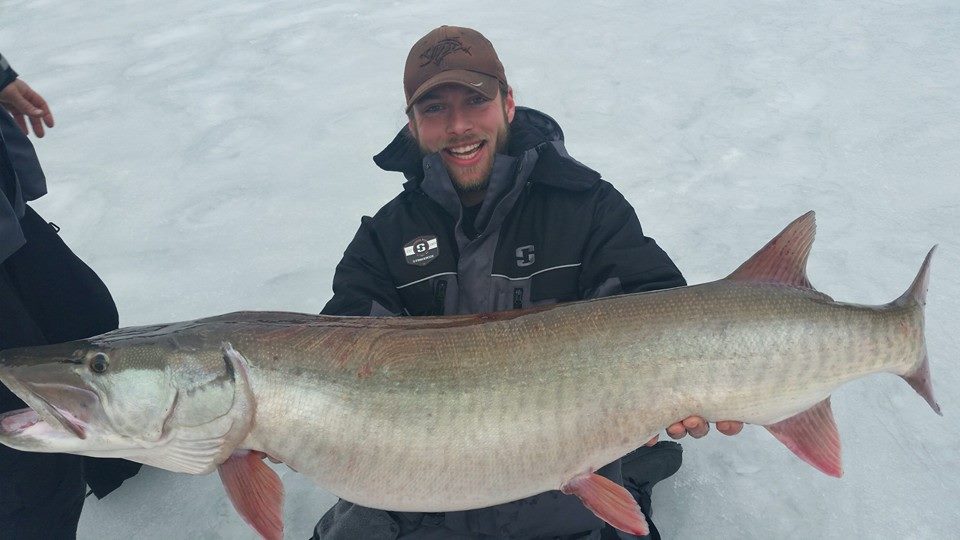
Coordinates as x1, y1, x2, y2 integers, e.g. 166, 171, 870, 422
578, 182, 686, 299
0, 53, 18, 91
321, 216, 406, 316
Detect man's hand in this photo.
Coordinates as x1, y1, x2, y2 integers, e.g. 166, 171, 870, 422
0, 78, 54, 137
645, 417, 744, 446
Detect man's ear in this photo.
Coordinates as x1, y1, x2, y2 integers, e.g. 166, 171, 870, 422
406, 115, 418, 140
505, 86, 516, 123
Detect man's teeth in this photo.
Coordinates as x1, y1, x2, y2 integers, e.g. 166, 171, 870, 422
447, 142, 483, 158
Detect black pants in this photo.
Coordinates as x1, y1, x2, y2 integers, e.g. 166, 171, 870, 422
1, 206, 138, 539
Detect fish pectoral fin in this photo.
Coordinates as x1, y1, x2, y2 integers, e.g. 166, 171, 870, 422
217, 450, 285, 540
765, 397, 843, 477
560, 472, 649, 536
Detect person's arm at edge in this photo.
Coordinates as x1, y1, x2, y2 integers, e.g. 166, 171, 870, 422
0, 53, 54, 138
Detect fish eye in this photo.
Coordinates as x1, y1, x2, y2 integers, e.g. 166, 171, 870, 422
90, 353, 110, 374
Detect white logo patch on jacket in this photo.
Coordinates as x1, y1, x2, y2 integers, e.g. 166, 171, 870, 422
404, 236, 439, 266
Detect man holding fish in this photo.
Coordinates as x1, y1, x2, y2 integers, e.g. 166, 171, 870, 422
312, 26, 743, 540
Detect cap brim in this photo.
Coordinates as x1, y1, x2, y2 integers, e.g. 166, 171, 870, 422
406, 70, 501, 111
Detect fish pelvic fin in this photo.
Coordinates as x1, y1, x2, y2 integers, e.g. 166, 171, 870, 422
765, 397, 843, 477
561, 472, 649, 536
891, 246, 941, 415
726, 211, 818, 289
218, 450, 284, 540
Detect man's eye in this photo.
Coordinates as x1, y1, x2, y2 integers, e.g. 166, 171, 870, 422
469, 96, 491, 106
422, 104, 443, 114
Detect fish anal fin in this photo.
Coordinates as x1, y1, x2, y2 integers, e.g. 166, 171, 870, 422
217, 450, 284, 540
765, 397, 843, 477
561, 472, 649, 536
726, 211, 817, 288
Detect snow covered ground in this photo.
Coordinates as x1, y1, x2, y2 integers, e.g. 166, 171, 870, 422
2, 0, 958, 538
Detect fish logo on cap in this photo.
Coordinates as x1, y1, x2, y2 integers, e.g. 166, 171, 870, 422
419, 38, 472, 67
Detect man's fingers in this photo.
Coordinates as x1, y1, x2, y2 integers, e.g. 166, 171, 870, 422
23, 85, 53, 125
644, 434, 659, 447
0, 81, 54, 136
666, 418, 744, 439
12, 94, 40, 117
717, 420, 744, 436
682, 416, 709, 438
666, 422, 686, 439
29, 115, 45, 137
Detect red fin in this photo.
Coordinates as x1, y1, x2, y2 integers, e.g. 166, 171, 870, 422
218, 450, 284, 540
726, 211, 817, 288
561, 472, 649, 536
765, 398, 843, 477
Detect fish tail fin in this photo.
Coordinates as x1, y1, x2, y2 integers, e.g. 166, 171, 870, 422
892, 246, 936, 309
891, 246, 941, 416
903, 349, 940, 416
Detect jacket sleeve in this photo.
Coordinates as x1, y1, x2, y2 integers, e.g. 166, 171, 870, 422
0, 53, 18, 92
579, 181, 686, 299
321, 216, 406, 316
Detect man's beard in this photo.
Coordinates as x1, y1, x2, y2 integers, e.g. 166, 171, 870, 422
446, 123, 510, 196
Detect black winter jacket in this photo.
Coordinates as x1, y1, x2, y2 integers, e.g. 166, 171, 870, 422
317, 108, 685, 539
323, 108, 684, 318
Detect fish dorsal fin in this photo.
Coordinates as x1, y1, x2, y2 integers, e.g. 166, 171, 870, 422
726, 211, 816, 288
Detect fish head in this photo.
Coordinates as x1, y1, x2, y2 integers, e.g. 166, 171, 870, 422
0, 328, 255, 473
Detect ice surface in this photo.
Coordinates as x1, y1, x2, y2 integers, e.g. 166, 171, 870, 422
1, 0, 958, 538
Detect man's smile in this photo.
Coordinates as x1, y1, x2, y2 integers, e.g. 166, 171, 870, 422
443, 140, 487, 165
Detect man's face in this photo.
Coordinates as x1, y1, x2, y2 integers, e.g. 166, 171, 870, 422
409, 84, 516, 196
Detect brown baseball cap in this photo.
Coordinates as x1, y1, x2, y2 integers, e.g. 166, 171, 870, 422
404, 26, 507, 111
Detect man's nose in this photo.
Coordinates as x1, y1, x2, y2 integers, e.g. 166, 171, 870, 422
446, 106, 472, 135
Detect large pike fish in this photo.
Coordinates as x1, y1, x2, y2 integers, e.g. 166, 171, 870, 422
0, 212, 941, 539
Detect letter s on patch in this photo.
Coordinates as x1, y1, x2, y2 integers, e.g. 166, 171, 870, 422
404, 235, 440, 266
516, 245, 535, 267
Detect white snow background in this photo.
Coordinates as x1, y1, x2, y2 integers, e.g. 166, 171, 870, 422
2, 1, 958, 538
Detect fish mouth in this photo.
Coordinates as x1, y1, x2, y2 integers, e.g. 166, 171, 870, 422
0, 380, 95, 440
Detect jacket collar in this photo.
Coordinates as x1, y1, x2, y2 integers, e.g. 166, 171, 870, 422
373, 107, 601, 193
